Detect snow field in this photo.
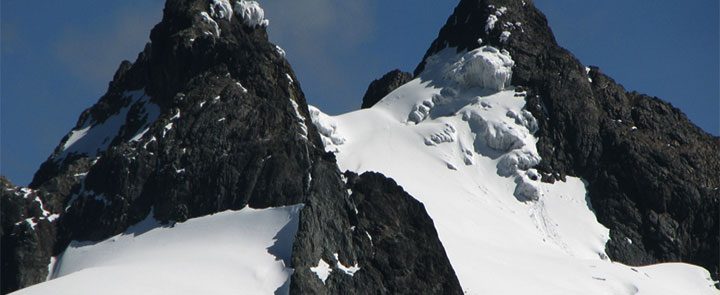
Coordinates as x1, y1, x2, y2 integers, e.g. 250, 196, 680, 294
310, 45, 717, 294
15, 205, 304, 295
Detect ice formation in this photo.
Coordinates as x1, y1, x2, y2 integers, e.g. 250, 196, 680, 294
308, 106, 345, 152
425, 46, 514, 91
485, 15, 498, 33
209, 0, 233, 21
235, 0, 269, 27
499, 31, 511, 43
305, 46, 715, 293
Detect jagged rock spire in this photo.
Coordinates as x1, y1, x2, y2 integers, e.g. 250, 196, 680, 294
3, 1, 462, 293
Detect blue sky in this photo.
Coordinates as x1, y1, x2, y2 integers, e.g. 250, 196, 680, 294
1, 0, 718, 185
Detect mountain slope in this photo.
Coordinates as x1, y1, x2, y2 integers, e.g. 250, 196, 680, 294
2, 0, 718, 294
414, 0, 719, 279
311, 42, 717, 293
2, 0, 459, 294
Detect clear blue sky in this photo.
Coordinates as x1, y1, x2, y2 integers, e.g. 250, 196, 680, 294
2, 0, 718, 185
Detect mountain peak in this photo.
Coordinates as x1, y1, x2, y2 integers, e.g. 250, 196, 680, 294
416, 0, 554, 77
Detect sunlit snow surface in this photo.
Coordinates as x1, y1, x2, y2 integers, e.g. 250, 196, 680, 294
312, 47, 717, 294
14, 205, 303, 295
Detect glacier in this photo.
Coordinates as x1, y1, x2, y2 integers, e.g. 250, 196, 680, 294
309, 45, 717, 294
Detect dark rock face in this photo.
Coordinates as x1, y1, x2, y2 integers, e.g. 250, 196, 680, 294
0, 178, 56, 294
361, 70, 413, 109
2, 0, 459, 293
291, 171, 462, 294
417, 0, 720, 280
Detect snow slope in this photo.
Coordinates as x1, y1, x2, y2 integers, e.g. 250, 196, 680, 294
13, 205, 304, 295
310, 46, 717, 294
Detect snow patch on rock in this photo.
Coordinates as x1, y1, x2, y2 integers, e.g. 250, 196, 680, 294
499, 31, 511, 43
485, 15, 498, 33
334, 253, 360, 276
56, 90, 157, 162
290, 99, 308, 140
209, 0, 233, 21
311, 259, 332, 284
275, 45, 286, 57
235, 0, 269, 27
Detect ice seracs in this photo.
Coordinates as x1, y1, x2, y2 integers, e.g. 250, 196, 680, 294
308, 106, 345, 152
425, 46, 514, 91
308, 45, 716, 294
235, 0, 269, 27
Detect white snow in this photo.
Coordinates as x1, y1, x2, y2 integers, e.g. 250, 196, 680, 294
170, 109, 181, 120
308, 46, 718, 294
485, 15, 498, 33
235, 82, 248, 93
57, 90, 158, 161
235, 0, 269, 27
275, 45, 286, 57
46, 257, 57, 281
285, 73, 294, 84
290, 99, 308, 140
333, 253, 360, 276
162, 122, 173, 137
585, 66, 594, 83
308, 106, 345, 152
16, 205, 304, 295
310, 259, 332, 284
424, 46, 514, 92
24, 218, 37, 230
209, 0, 233, 21
499, 31, 511, 43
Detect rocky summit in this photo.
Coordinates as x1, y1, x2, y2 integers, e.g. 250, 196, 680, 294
2, 0, 718, 294
415, 0, 719, 279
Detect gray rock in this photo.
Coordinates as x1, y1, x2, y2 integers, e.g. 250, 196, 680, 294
361, 69, 413, 109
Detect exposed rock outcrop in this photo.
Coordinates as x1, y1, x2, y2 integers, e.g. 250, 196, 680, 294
416, 0, 719, 280
2, 1, 459, 293
361, 70, 413, 109
291, 170, 462, 294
